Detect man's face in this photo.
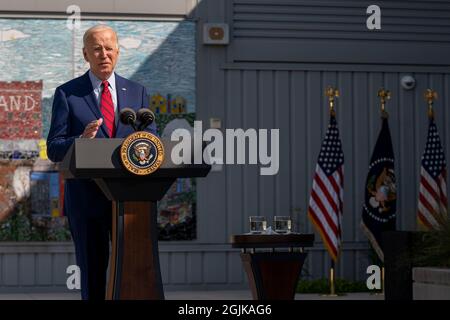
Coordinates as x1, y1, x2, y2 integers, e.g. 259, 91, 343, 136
83, 29, 119, 80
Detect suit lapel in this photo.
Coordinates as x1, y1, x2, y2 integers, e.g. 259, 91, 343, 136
82, 72, 110, 137
115, 74, 128, 137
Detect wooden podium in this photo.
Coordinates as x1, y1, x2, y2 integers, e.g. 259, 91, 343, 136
60, 138, 210, 299
231, 234, 314, 300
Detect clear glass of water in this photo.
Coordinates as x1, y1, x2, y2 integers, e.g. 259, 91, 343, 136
274, 216, 292, 234
249, 216, 267, 234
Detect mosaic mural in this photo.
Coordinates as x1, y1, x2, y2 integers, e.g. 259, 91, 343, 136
0, 19, 197, 241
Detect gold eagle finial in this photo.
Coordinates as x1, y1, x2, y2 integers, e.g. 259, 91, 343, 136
325, 86, 340, 116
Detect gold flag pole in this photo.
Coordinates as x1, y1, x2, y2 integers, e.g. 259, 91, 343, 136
326, 86, 339, 116
377, 88, 391, 118
372, 87, 390, 298
329, 260, 338, 296
322, 86, 340, 298
425, 89, 437, 119
321, 260, 339, 297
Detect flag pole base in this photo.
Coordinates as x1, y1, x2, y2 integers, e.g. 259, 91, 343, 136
320, 293, 340, 297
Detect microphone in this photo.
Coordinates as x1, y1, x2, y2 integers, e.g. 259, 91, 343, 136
119, 108, 137, 131
136, 108, 155, 131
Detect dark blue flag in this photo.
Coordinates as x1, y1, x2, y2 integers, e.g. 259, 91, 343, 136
361, 116, 397, 262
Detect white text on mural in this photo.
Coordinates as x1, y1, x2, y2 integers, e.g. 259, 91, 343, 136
0, 95, 37, 112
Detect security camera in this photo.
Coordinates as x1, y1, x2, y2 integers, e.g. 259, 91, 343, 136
401, 75, 416, 90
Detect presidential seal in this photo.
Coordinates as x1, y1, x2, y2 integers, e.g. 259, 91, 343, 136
120, 131, 164, 175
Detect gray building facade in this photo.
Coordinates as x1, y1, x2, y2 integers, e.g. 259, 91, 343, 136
1, 0, 450, 292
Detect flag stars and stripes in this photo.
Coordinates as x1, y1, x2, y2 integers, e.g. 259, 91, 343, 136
418, 118, 448, 231
308, 114, 344, 262
318, 120, 344, 176
422, 121, 446, 178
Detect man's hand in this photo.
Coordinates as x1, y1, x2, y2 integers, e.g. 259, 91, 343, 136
80, 118, 103, 139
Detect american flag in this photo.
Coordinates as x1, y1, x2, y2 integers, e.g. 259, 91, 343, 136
308, 113, 344, 262
418, 118, 448, 230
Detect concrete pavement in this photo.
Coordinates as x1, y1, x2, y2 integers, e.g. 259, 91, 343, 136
0, 290, 384, 300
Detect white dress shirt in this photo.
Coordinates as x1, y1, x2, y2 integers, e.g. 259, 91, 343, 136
88, 70, 118, 126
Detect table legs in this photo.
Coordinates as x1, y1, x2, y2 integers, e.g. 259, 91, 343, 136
241, 252, 307, 300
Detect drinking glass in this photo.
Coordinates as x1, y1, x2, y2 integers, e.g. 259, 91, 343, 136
249, 216, 267, 234
274, 216, 292, 234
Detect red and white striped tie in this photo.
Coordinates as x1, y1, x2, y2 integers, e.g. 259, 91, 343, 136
100, 80, 115, 137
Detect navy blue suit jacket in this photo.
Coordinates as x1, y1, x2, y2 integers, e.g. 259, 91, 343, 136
47, 70, 157, 220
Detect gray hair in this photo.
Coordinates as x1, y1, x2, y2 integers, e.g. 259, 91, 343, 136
83, 25, 119, 48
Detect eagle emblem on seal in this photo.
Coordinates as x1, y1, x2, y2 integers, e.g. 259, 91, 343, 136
133, 142, 154, 165
367, 167, 396, 213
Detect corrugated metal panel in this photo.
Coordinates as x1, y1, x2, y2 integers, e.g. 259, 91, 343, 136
275, 71, 291, 219
258, 71, 276, 222
233, 0, 450, 41
3, 254, 19, 286
19, 253, 35, 286
36, 253, 52, 286
160, 252, 170, 284
203, 252, 227, 283
0, 245, 246, 291
196, 0, 228, 245
52, 253, 70, 285
213, 68, 450, 281
230, 0, 450, 64
170, 253, 187, 284
226, 70, 245, 235
187, 252, 203, 284
228, 252, 244, 283
242, 70, 260, 233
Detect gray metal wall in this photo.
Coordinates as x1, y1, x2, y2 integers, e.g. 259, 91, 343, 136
2, 0, 450, 292
0, 243, 76, 292
193, 0, 450, 284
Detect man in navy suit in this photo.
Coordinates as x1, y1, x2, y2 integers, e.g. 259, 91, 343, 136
47, 25, 156, 300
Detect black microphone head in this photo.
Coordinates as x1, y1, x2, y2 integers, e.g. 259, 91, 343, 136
137, 108, 155, 124
119, 108, 137, 125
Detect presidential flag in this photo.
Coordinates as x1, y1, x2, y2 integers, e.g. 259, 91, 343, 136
417, 117, 448, 230
308, 113, 344, 262
361, 116, 396, 262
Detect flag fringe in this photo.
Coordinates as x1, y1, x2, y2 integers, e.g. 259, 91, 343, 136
360, 221, 384, 262
308, 209, 339, 262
